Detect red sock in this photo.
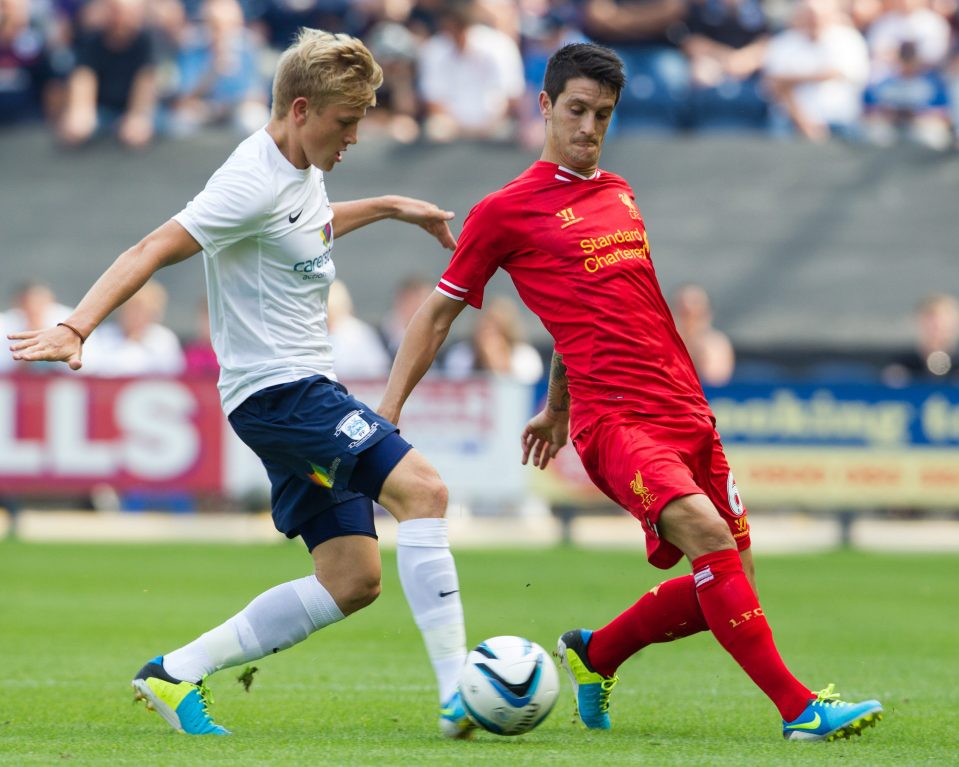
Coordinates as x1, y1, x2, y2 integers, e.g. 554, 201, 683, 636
692, 549, 811, 721
587, 575, 708, 677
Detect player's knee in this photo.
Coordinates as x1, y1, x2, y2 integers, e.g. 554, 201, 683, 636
397, 470, 449, 519
416, 474, 449, 518
379, 453, 449, 520
660, 496, 736, 556
335, 574, 382, 614
696, 517, 736, 551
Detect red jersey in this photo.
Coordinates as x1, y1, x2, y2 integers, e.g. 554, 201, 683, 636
438, 161, 710, 436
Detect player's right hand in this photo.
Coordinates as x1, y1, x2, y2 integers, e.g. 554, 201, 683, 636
521, 409, 569, 470
8, 326, 84, 370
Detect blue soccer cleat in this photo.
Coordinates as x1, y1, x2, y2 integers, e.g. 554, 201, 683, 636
132, 656, 230, 735
782, 684, 883, 741
439, 689, 477, 739
556, 629, 618, 730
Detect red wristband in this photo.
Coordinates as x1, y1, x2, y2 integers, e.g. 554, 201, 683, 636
57, 322, 86, 345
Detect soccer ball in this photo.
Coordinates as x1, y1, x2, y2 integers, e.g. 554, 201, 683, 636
458, 635, 560, 736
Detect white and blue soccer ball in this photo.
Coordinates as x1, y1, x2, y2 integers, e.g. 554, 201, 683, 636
458, 635, 560, 736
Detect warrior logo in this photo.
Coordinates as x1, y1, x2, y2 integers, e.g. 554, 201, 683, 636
555, 207, 584, 229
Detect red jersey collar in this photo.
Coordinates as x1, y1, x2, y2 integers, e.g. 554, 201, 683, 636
533, 161, 602, 183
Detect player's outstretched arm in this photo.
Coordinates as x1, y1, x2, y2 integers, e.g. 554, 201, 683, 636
331, 195, 456, 250
521, 351, 570, 470
7, 220, 201, 370
378, 291, 467, 424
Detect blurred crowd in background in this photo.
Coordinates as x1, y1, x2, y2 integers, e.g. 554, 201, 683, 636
3, 277, 957, 387
2, 0, 959, 151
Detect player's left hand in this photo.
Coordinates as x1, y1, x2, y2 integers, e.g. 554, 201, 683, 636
392, 197, 457, 250
521, 409, 569, 470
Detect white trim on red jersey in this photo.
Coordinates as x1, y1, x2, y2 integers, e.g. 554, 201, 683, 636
555, 165, 602, 183
436, 277, 469, 301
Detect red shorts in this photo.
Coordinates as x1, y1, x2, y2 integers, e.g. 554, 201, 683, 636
573, 410, 750, 570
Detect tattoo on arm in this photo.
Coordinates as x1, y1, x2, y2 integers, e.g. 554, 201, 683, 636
546, 351, 570, 414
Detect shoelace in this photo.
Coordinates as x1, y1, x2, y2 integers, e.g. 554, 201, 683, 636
597, 676, 619, 713
197, 679, 217, 716
812, 683, 844, 707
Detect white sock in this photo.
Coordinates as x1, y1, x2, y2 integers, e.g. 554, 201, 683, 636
162, 575, 344, 682
396, 518, 467, 702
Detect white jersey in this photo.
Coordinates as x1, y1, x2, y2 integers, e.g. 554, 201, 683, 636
174, 128, 337, 414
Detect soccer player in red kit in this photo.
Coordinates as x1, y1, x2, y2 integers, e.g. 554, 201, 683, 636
378, 43, 883, 742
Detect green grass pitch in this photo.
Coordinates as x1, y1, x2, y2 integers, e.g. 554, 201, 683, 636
0, 541, 956, 766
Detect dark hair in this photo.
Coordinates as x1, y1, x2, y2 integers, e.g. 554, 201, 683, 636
898, 40, 918, 63
437, 0, 476, 27
543, 43, 625, 105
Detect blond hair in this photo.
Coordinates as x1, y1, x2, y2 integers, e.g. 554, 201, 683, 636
271, 28, 383, 118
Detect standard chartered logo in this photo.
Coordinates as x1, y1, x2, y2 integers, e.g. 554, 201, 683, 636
580, 227, 650, 273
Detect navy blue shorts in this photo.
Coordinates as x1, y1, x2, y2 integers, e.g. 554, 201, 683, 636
228, 375, 413, 549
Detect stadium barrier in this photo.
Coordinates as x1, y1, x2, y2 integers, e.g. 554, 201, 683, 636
535, 382, 959, 542
2, 374, 958, 550
0, 373, 530, 504
533, 382, 959, 511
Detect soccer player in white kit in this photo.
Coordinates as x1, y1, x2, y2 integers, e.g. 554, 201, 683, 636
8, 29, 475, 739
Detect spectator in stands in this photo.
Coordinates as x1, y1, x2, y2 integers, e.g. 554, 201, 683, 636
49, 0, 90, 30
883, 292, 959, 384
363, 5, 422, 143
762, 0, 870, 142
476, 0, 523, 39
670, 282, 735, 386
58, 0, 158, 148
81, 280, 185, 376
3, 281, 73, 330
327, 279, 391, 380
678, 0, 771, 130
0, 282, 73, 373
417, 0, 526, 142
862, 39, 953, 149
0, 0, 63, 125
379, 275, 435, 358
147, 0, 190, 89
848, 0, 887, 31
167, 0, 270, 137
183, 300, 218, 376
44, 0, 93, 62
578, 0, 691, 130
250, 0, 366, 50
866, 0, 952, 77
443, 295, 544, 384
406, 0, 444, 40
